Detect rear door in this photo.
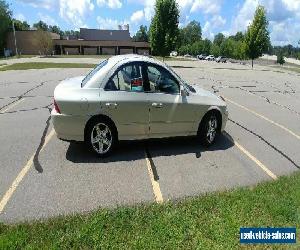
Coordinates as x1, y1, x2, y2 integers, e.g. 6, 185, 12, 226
100, 62, 149, 140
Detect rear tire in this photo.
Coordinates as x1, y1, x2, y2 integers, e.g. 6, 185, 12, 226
198, 112, 219, 147
86, 118, 117, 157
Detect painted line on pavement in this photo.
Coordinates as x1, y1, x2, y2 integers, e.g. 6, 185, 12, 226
0, 98, 25, 113
224, 97, 300, 140
145, 151, 163, 203
224, 132, 277, 180
0, 129, 55, 214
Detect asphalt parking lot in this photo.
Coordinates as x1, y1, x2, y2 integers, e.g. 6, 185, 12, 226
0, 59, 299, 223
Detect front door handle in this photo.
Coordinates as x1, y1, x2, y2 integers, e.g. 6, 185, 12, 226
152, 102, 163, 108
105, 102, 118, 108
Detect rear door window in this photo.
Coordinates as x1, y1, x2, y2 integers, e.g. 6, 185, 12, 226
105, 63, 144, 92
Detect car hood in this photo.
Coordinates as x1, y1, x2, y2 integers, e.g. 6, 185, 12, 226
189, 84, 226, 106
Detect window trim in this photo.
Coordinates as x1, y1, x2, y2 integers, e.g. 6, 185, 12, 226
144, 62, 181, 95
104, 62, 146, 93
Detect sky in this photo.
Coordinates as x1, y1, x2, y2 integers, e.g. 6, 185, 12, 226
7, 0, 300, 46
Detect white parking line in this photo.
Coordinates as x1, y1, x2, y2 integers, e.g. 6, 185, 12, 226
224, 132, 277, 180
0, 98, 25, 113
224, 97, 300, 140
0, 129, 55, 214
145, 152, 163, 203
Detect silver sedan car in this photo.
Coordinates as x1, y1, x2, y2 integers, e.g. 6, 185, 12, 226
51, 55, 228, 157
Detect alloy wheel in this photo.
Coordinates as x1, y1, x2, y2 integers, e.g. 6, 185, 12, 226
91, 123, 112, 154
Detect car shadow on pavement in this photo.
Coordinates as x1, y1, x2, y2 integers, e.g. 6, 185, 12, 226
65, 132, 234, 164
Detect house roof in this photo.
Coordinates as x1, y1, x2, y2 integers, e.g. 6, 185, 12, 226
80, 28, 131, 41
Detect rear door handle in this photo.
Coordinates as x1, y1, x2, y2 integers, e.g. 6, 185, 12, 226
105, 102, 118, 108
152, 102, 163, 108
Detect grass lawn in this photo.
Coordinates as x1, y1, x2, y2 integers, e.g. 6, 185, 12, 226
0, 62, 97, 71
0, 172, 299, 249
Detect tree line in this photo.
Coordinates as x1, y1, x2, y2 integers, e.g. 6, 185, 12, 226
147, 1, 273, 67
1, 0, 300, 62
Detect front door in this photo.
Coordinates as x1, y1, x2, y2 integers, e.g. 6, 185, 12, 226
100, 62, 149, 140
145, 63, 195, 137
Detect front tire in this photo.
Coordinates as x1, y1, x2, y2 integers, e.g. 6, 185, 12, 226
198, 113, 219, 147
86, 119, 117, 157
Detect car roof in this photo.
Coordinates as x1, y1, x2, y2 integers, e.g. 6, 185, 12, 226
107, 54, 165, 67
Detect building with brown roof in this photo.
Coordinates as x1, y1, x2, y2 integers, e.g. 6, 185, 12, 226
6, 27, 150, 56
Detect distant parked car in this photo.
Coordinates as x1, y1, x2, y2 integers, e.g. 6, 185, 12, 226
216, 56, 227, 63
205, 55, 215, 61
184, 54, 192, 58
197, 54, 206, 60
170, 51, 178, 57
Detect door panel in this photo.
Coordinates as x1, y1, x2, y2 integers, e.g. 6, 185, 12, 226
149, 93, 196, 137
100, 91, 149, 139
145, 63, 197, 137
100, 62, 149, 140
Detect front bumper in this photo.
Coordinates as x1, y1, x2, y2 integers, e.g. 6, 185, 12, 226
51, 109, 88, 142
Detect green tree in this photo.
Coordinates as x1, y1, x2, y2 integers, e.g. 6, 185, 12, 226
63, 30, 80, 39
202, 39, 212, 54
179, 20, 201, 46
13, 19, 30, 31
229, 31, 244, 41
244, 5, 270, 68
0, 0, 12, 55
33, 20, 48, 31
149, 0, 179, 56
220, 38, 235, 58
277, 52, 285, 65
210, 43, 220, 57
49, 25, 63, 37
133, 25, 148, 42
213, 33, 225, 46
34, 29, 53, 55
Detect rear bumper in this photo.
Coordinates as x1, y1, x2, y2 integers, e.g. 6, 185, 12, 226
51, 109, 88, 142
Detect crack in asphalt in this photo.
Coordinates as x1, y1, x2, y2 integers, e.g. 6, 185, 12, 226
33, 105, 52, 173
229, 118, 300, 170
211, 82, 300, 117
0, 103, 52, 115
0, 81, 48, 111
0, 95, 53, 100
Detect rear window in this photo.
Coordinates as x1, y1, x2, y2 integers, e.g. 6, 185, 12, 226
81, 59, 108, 87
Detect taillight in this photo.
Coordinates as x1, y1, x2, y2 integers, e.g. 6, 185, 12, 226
53, 99, 61, 113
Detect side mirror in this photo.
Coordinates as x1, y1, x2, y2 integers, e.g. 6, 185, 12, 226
180, 86, 189, 97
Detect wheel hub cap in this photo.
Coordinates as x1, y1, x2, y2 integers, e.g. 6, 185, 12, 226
91, 123, 112, 154
207, 116, 217, 143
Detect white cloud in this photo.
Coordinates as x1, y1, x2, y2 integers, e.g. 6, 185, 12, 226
202, 21, 214, 40
17, 0, 55, 9
190, 0, 223, 14
130, 10, 144, 23
211, 15, 226, 28
14, 13, 26, 22
96, 16, 128, 30
38, 13, 58, 26
97, 0, 122, 9
59, 0, 94, 28
228, 0, 300, 45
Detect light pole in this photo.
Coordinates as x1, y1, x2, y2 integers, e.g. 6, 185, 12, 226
12, 20, 18, 56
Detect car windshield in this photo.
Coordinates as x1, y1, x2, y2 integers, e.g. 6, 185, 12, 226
81, 59, 108, 87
